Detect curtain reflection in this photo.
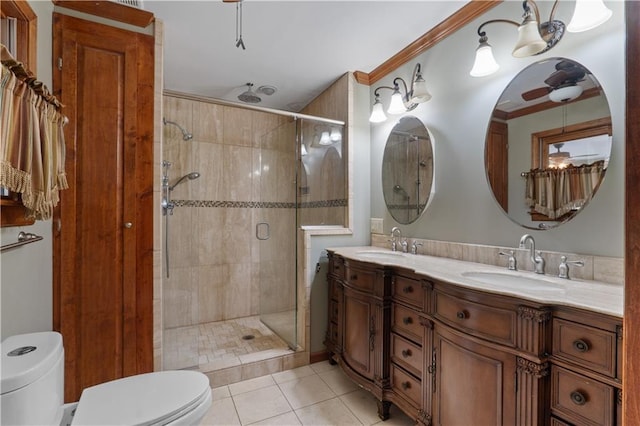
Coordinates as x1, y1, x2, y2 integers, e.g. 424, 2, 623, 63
524, 161, 605, 219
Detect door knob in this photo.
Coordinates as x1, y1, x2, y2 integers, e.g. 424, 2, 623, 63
124, 222, 133, 229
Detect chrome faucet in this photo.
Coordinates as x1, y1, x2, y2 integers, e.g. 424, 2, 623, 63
389, 227, 402, 251
519, 234, 545, 274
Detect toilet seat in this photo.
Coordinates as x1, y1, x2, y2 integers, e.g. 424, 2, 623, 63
71, 370, 211, 425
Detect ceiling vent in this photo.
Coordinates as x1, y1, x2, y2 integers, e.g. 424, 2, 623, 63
114, 0, 144, 9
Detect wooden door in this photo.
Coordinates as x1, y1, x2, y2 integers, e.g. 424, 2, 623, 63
433, 324, 516, 426
52, 13, 154, 402
343, 288, 375, 380
486, 120, 508, 212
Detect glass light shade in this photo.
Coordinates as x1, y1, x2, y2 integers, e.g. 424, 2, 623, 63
369, 99, 387, 123
387, 90, 407, 115
567, 0, 612, 33
470, 42, 500, 77
330, 128, 342, 142
548, 85, 584, 103
319, 131, 331, 145
512, 20, 547, 57
410, 75, 432, 103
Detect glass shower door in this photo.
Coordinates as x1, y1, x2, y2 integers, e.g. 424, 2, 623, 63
256, 117, 298, 349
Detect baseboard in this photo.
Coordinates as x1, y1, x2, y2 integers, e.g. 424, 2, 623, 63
310, 350, 330, 364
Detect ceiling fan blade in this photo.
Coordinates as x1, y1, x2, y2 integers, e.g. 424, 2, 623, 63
521, 87, 552, 101
545, 70, 571, 87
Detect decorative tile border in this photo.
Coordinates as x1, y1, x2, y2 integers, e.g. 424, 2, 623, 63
172, 199, 348, 209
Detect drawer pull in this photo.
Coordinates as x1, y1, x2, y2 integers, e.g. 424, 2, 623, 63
401, 349, 412, 358
402, 286, 414, 294
456, 310, 468, 320
572, 339, 590, 353
350, 274, 358, 280
402, 316, 413, 325
401, 381, 411, 390
570, 391, 587, 406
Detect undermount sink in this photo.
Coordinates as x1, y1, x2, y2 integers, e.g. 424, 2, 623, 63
461, 271, 565, 293
356, 250, 405, 260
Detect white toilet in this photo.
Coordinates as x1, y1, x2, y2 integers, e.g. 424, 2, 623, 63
1, 332, 212, 425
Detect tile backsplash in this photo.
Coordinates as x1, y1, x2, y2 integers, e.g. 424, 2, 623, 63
371, 234, 624, 286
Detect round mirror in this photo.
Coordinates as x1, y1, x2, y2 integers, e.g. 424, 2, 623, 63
382, 116, 434, 224
485, 58, 612, 230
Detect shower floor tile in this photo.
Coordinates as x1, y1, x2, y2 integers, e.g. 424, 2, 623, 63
164, 315, 292, 372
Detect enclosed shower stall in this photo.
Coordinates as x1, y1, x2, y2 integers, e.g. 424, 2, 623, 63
161, 94, 345, 375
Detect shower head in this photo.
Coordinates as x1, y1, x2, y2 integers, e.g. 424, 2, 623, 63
163, 117, 193, 141
169, 172, 200, 191
238, 83, 262, 104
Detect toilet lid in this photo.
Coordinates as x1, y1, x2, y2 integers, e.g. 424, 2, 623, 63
71, 370, 210, 426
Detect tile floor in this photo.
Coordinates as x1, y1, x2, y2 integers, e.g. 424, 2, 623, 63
200, 360, 415, 426
164, 316, 291, 372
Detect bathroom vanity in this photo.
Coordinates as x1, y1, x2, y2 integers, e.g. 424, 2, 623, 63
325, 247, 622, 426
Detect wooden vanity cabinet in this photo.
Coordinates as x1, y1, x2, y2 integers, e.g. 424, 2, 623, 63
549, 308, 622, 426
325, 252, 621, 426
328, 254, 393, 418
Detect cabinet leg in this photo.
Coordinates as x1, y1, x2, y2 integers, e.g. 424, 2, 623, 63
376, 400, 391, 420
327, 353, 337, 365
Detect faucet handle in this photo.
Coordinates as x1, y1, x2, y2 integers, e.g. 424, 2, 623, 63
558, 255, 585, 279
400, 238, 409, 253
499, 250, 517, 271
411, 241, 423, 255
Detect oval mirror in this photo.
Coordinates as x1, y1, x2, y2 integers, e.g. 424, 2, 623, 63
485, 58, 612, 230
382, 116, 434, 224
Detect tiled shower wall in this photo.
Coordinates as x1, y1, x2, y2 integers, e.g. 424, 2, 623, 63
162, 95, 297, 330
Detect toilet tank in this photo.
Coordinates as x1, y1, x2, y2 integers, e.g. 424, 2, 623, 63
1, 332, 64, 426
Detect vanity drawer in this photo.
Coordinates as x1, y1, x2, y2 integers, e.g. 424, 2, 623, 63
392, 275, 426, 310
553, 318, 617, 378
344, 265, 376, 292
392, 304, 423, 344
391, 334, 423, 377
391, 364, 422, 407
551, 365, 615, 426
433, 290, 516, 347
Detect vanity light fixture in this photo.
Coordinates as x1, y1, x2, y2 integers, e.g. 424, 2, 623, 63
369, 63, 431, 123
469, 0, 612, 78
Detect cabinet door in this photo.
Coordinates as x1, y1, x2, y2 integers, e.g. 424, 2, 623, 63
433, 324, 516, 426
52, 13, 154, 402
343, 288, 375, 380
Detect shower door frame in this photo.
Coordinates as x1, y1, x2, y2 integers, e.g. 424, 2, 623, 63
256, 117, 300, 350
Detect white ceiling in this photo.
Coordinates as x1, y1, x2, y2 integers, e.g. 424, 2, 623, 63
143, 1, 469, 112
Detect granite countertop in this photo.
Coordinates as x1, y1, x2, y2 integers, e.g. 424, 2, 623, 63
327, 246, 623, 318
